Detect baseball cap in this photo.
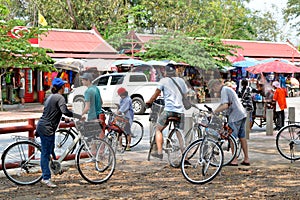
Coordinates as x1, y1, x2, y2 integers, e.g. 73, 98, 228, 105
165, 63, 176, 74
117, 87, 127, 95
52, 78, 65, 88
80, 73, 93, 81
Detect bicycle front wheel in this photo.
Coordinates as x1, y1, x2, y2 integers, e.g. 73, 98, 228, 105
1, 140, 42, 185
166, 129, 184, 168
76, 139, 116, 184
181, 138, 223, 184
276, 124, 300, 160
185, 126, 202, 146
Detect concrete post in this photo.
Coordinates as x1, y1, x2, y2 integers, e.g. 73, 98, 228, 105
245, 112, 250, 139
266, 109, 273, 136
288, 107, 295, 125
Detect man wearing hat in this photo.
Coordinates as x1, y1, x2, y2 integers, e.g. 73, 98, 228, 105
272, 81, 287, 130
208, 79, 250, 166
36, 78, 81, 187
80, 73, 102, 121
146, 63, 188, 160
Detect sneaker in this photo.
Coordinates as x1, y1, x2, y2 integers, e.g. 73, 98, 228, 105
151, 152, 163, 160
41, 179, 57, 188
125, 147, 131, 151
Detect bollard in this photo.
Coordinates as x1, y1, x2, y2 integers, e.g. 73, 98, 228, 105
245, 112, 250, 139
266, 109, 273, 136
288, 107, 295, 124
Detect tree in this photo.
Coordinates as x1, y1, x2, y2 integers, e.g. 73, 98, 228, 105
136, 32, 236, 70
284, 0, 300, 34
0, 4, 54, 110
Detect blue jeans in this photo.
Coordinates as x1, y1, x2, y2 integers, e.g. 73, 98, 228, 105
229, 117, 246, 139
39, 133, 55, 180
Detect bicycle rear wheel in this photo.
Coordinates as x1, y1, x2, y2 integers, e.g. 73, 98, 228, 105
218, 135, 237, 166
1, 140, 42, 185
125, 120, 144, 148
166, 129, 184, 168
185, 126, 202, 146
276, 124, 300, 161
76, 139, 116, 184
181, 138, 223, 184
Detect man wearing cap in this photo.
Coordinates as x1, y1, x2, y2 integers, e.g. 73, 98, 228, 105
146, 63, 188, 160
36, 78, 81, 188
272, 81, 287, 130
80, 73, 102, 121
208, 79, 250, 166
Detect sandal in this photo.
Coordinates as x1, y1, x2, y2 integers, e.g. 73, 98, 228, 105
240, 161, 250, 166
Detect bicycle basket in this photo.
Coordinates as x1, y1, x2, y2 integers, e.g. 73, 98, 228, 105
149, 101, 165, 122
77, 121, 102, 140
207, 115, 224, 133
111, 115, 128, 131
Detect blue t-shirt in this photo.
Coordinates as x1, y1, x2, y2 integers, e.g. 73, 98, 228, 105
84, 85, 102, 121
157, 77, 188, 114
119, 96, 134, 125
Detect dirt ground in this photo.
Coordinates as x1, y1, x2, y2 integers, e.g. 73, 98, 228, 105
1, 157, 300, 200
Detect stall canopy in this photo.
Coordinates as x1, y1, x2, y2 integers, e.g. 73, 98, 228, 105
246, 60, 300, 74
53, 58, 83, 72
82, 59, 118, 71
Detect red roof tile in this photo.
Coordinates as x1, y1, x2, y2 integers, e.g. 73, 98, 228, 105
223, 39, 300, 62
39, 28, 124, 59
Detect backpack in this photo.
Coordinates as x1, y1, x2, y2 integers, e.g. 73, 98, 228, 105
241, 86, 254, 112
5, 73, 11, 84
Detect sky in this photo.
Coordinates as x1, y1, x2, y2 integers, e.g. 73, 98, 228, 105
246, 0, 300, 46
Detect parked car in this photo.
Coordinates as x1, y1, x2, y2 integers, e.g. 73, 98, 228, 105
68, 72, 158, 114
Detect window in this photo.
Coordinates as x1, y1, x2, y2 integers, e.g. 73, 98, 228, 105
111, 75, 124, 85
96, 76, 109, 86
129, 75, 147, 82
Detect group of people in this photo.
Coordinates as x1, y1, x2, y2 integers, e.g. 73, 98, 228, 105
36, 63, 257, 187
36, 72, 134, 187
4, 67, 25, 107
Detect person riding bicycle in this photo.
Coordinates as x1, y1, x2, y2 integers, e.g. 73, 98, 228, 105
146, 63, 189, 160
36, 78, 81, 188
116, 87, 134, 151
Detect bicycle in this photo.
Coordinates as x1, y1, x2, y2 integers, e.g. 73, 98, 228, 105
1, 118, 116, 185
187, 105, 238, 166
147, 101, 185, 168
180, 105, 224, 184
276, 123, 300, 161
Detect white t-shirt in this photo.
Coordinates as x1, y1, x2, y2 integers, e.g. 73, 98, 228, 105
20, 78, 25, 90
157, 77, 188, 114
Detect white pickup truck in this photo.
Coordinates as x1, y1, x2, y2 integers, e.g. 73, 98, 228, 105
68, 72, 158, 114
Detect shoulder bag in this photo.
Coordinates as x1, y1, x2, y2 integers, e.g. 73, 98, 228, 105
169, 77, 192, 110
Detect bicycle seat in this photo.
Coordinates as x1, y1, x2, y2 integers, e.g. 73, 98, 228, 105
167, 116, 181, 122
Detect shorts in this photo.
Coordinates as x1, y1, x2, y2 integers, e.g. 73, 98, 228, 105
228, 117, 246, 139
157, 110, 184, 130
19, 89, 25, 98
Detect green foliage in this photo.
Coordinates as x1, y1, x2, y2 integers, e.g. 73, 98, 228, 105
284, 0, 300, 34
136, 32, 235, 69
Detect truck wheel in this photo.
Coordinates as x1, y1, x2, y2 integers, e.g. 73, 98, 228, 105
132, 97, 145, 115
73, 96, 85, 111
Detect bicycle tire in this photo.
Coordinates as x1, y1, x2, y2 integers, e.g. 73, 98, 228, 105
1, 140, 42, 185
76, 139, 116, 184
218, 135, 237, 166
236, 138, 242, 158
122, 120, 144, 148
276, 124, 300, 161
106, 130, 127, 155
166, 129, 184, 168
181, 138, 223, 184
55, 129, 77, 156
147, 125, 157, 161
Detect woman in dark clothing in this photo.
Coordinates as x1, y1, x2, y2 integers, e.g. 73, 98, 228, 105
36, 78, 81, 188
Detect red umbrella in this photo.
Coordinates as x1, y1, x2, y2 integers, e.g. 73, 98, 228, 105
246, 60, 300, 74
